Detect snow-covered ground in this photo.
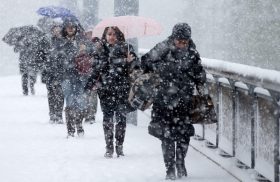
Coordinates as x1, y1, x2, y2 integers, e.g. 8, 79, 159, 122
0, 75, 240, 182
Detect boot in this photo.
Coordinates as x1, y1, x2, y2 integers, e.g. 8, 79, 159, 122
75, 110, 85, 137
103, 119, 114, 158
115, 145, 124, 157
176, 141, 189, 178
104, 147, 114, 158
165, 167, 176, 180
115, 114, 126, 157
176, 164, 187, 178
162, 139, 176, 180
65, 107, 75, 137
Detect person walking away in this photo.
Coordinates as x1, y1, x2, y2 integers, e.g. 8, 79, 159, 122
141, 23, 206, 180
85, 27, 138, 158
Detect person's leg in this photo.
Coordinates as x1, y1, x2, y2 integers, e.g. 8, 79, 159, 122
161, 138, 176, 180
29, 71, 37, 95
54, 83, 64, 124
74, 109, 85, 136
21, 73, 28, 95
176, 137, 190, 178
62, 79, 75, 137
46, 83, 56, 123
84, 90, 97, 123
103, 113, 114, 158
115, 111, 126, 157
65, 107, 75, 137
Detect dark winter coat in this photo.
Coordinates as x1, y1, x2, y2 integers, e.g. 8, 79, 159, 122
16, 34, 49, 74
85, 41, 138, 112
141, 37, 206, 140
43, 36, 65, 84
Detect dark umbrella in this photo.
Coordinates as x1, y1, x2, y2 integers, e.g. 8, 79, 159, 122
2, 25, 44, 48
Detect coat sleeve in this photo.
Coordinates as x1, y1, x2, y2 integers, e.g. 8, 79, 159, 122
192, 50, 206, 88
140, 40, 170, 73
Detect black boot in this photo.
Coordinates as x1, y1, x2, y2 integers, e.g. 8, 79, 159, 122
75, 111, 85, 137
104, 147, 114, 158
115, 113, 126, 157
162, 139, 176, 180
103, 118, 114, 158
165, 167, 176, 180
116, 145, 124, 157
65, 107, 75, 137
176, 141, 189, 178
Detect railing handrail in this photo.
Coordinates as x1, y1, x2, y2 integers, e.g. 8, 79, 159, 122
202, 58, 280, 93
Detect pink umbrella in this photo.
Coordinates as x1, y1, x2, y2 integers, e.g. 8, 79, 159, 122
92, 16, 163, 39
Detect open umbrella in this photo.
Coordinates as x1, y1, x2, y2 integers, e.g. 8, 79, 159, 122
37, 6, 76, 19
92, 16, 163, 39
2, 25, 44, 46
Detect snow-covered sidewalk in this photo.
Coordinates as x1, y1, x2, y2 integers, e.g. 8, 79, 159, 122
0, 75, 238, 182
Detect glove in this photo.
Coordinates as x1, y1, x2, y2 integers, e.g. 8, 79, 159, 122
196, 84, 206, 96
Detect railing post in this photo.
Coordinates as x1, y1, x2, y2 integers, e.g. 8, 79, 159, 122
270, 91, 280, 182
214, 76, 220, 148
248, 85, 256, 169
229, 79, 237, 157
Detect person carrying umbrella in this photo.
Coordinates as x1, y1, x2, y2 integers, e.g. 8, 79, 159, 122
3, 25, 49, 95
85, 26, 138, 158
140, 23, 207, 180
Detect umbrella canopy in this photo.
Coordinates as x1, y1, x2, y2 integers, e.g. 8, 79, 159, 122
92, 16, 163, 39
2, 25, 44, 46
37, 6, 76, 19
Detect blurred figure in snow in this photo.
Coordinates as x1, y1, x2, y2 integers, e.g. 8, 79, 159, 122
60, 18, 96, 138
42, 24, 65, 124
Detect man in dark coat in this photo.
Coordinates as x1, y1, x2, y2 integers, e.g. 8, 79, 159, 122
42, 24, 65, 124
14, 29, 49, 95
141, 23, 206, 180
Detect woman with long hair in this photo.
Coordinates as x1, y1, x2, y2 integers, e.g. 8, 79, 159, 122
85, 26, 138, 158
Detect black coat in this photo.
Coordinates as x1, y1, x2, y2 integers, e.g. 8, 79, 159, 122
141, 38, 206, 140
86, 41, 138, 112
17, 34, 49, 74
43, 36, 65, 84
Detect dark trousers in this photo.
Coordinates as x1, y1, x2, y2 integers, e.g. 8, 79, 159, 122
21, 72, 36, 95
103, 111, 127, 151
161, 137, 190, 173
46, 82, 64, 121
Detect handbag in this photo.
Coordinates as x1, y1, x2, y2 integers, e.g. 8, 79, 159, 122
148, 121, 163, 139
189, 94, 218, 124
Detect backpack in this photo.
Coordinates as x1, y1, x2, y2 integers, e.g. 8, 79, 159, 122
74, 53, 93, 75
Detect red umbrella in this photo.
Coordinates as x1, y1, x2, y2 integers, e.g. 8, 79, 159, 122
92, 16, 163, 39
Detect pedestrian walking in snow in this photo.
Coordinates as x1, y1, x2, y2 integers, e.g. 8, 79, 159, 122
85, 26, 138, 158
141, 23, 207, 180
42, 24, 65, 124
60, 18, 96, 137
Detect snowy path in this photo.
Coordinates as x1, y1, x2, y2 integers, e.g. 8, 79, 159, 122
0, 75, 238, 182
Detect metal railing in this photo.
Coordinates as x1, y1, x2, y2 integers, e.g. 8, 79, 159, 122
198, 58, 280, 182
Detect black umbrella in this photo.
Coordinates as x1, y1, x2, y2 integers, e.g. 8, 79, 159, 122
2, 25, 44, 47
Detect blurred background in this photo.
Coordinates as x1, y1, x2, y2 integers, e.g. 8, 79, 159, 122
0, 0, 279, 76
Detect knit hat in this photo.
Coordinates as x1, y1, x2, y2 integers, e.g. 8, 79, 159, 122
171, 23, 191, 40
